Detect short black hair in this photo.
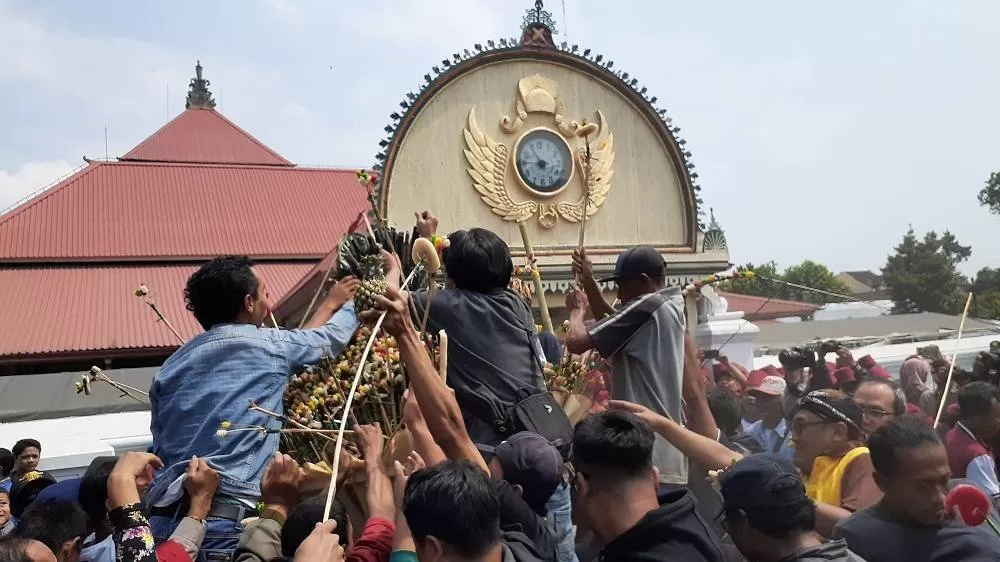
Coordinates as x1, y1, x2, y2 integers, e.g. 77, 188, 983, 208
958, 381, 1000, 419
78, 457, 117, 524
280, 496, 348, 557
868, 415, 942, 478
14, 500, 87, 556
0, 538, 37, 562
11, 440, 39, 459
571, 410, 654, 483
0, 450, 13, 478
708, 388, 742, 437
442, 229, 513, 293
403, 460, 501, 559
184, 255, 259, 330
857, 379, 906, 416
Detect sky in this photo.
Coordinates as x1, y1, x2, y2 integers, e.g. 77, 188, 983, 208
1, 0, 998, 276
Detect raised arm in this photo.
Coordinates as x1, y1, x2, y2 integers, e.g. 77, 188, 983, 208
363, 286, 489, 474
301, 276, 359, 329
572, 248, 615, 320
609, 400, 741, 471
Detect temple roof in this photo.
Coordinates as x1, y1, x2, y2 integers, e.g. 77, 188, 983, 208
0, 161, 368, 262
120, 107, 292, 166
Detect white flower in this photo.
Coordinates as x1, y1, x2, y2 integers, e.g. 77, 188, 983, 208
216, 430, 228, 438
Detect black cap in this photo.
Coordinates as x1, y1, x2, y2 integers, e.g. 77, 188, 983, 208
718, 453, 809, 518
598, 245, 666, 283
9, 470, 57, 517
493, 432, 564, 516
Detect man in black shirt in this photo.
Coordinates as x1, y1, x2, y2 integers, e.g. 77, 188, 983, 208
570, 410, 726, 561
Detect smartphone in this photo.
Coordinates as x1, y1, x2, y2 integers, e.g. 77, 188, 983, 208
702, 349, 720, 360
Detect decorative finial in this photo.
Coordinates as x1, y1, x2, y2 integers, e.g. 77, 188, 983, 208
522, 0, 557, 33
520, 0, 557, 48
702, 208, 728, 252
185, 60, 216, 110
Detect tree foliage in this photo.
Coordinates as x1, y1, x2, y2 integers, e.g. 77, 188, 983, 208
719, 260, 850, 304
978, 171, 1000, 215
881, 228, 971, 314
971, 267, 1000, 319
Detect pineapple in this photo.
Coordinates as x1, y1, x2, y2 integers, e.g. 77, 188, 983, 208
355, 254, 388, 314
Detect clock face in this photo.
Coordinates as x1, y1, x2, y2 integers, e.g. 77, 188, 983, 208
514, 129, 573, 196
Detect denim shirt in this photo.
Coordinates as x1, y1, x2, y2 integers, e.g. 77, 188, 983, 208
146, 302, 358, 505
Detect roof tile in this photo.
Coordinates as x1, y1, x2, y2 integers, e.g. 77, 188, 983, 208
120, 108, 292, 166
0, 263, 313, 358
0, 162, 369, 261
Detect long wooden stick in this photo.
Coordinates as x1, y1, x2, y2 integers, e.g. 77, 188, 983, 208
439, 330, 449, 384
517, 222, 553, 334
145, 300, 185, 345
934, 293, 974, 429
324, 265, 423, 517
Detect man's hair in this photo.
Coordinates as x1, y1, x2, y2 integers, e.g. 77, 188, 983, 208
184, 256, 259, 330
0, 538, 38, 562
732, 479, 816, 539
442, 229, 513, 293
78, 457, 117, 525
14, 500, 87, 555
280, 496, 348, 557
857, 379, 906, 416
0, 450, 13, 478
571, 410, 654, 482
958, 381, 1000, 419
868, 415, 942, 478
708, 388, 742, 437
11, 441, 39, 459
403, 460, 501, 559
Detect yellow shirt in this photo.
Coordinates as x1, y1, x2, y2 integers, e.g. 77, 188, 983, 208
805, 446, 869, 506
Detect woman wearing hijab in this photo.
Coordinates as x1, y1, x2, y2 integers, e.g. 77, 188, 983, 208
899, 357, 936, 418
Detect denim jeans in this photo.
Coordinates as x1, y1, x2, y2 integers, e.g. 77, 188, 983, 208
544, 482, 578, 562
150, 515, 243, 562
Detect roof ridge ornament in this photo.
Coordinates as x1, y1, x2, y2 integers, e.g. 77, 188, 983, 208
520, 0, 557, 48
185, 60, 217, 110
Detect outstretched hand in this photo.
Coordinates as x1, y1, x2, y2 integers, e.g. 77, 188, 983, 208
359, 285, 414, 338
326, 276, 360, 308
607, 400, 668, 430
415, 210, 439, 238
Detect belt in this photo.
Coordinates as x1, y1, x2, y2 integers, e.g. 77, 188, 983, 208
149, 498, 258, 522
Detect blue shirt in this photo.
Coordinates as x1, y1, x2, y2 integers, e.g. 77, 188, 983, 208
146, 303, 357, 504
747, 418, 794, 461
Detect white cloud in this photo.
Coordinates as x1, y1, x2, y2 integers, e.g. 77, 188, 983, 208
0, 161, 77, 213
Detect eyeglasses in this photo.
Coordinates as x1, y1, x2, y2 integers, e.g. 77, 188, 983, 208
861, 407, 893, 419
790, 419, 830, 434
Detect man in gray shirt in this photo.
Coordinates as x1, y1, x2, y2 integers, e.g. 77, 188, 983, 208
565, 245, 688, 488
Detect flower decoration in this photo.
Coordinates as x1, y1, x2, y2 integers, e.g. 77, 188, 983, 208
427, 234, 450, 253
356, 170, 380, 188
134, 284, 149, 297
682, 268, 755, 297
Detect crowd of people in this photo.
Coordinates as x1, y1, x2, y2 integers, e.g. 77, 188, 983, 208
2, 211, 1000, 561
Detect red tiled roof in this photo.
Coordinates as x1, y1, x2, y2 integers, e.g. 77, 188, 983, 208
0, 262, 314, 358
120, 108, 293, 166
0, 161, 370, 262
719, 291, 822, 321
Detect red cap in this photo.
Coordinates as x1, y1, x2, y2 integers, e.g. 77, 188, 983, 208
869, 366, 891, 379
834, 367, 856, 384
858, 355, 877, 369
746, 370, 768, 388
762, 364, 783, 378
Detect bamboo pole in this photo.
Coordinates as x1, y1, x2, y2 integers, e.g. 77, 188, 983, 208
516, 221, 553, 335
934, 293, 974, 429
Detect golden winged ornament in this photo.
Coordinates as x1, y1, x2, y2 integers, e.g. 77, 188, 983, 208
463, 109, 537, 223
556, 111, 615, 223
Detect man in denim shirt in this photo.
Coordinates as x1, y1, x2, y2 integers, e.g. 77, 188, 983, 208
146, 255, 371, 559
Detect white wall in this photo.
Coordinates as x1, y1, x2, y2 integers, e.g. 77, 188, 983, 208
0, 411, 151, 480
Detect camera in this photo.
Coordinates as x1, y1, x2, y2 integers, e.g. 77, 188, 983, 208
817, 340, 841, 356
778, 346, 817, 370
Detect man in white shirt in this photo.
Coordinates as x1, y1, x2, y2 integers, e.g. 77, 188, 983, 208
746, 376, 794, 461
